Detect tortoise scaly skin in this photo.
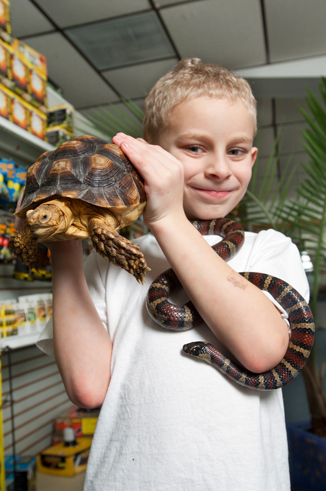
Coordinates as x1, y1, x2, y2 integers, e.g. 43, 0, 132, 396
9, 135, 150, 283
146, 218, 315, 390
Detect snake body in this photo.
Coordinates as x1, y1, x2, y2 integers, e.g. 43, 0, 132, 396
146, 218, 315, 390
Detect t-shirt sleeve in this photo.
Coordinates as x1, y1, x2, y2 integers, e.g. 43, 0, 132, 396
37, 250, 108, 356
247, 229, 310, 323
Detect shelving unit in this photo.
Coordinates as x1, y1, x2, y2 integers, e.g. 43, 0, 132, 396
0, 119, 54, 491
0, 115, 54, 167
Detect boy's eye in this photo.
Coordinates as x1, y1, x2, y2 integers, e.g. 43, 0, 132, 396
228, 148, 243, 156
187, 145, 203, 153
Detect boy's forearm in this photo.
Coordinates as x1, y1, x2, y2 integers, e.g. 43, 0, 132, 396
150, 217, 289, 374
50, 241, 112, 408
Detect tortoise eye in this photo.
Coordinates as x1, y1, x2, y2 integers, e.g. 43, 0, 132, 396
41, 214, 49, 223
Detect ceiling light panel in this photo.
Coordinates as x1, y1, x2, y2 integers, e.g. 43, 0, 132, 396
65, 12, 176, 70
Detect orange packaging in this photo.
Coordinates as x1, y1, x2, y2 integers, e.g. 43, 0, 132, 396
0, 82, 12, 120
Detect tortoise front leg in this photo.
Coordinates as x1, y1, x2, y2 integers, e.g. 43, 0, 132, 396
89, 218, 150, 284
9, 223, 50, 269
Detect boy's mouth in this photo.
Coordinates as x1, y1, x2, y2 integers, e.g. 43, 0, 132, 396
192, 187, 232, 198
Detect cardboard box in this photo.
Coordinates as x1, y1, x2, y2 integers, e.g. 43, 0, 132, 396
46, 125, 72, 146
37, 437, 92, 477
0, 38, 47, 112
5, 455, 36, 491
0, 82, 12, 120
11, 91, 47, 140
0, 0, 12, 44
47, 103, 74, 133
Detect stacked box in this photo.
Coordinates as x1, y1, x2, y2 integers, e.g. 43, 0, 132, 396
0, 38, 47, 112
5, 455, 36, 491
12, 38, 47, 111
0, 0, 12, 45
47, 103, 74, 146
11, 92, 47, 140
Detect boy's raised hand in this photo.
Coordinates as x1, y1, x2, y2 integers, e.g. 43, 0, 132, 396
113, 133, 186, 229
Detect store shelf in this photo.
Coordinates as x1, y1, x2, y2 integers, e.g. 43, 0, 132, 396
0, 116, 54, 166
0, 332, 40, 350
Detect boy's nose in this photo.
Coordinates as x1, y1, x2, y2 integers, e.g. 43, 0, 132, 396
204, 157, 232, 180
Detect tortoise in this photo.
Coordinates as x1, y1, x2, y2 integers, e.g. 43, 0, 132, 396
9, 135, 150, 283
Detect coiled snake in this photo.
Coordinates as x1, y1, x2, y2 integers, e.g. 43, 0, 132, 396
146, 218, 315, 390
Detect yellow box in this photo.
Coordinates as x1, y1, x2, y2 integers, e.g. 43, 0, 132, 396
0, 0, 12, 44
47, 103, 74, 134
0, 38, 47, 111
0, 82, 12, 120
46, 125, 72, 146
11, 91, 47, 140
37, 437, 92, 477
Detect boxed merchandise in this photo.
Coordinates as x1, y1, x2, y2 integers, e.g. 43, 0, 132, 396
0, 37, 47, 112
47, 103, 74, 134
5, 455, 36, 491
11, 38, 47, 110
11, 92, 47, 140
37, 435, 93, 477
53, 406, 100, 444
0, 82, 12, 120
46, 125, 72, 146
0, 0, 12, 44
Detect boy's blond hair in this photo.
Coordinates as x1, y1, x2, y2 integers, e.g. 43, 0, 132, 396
143, 58, 257, 143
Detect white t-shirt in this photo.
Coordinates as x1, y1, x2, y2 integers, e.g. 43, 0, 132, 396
38, 229, 309, 491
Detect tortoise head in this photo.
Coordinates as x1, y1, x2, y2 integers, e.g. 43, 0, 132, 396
26, 202, 70, 239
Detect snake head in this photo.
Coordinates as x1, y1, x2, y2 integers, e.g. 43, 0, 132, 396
183, 342, 208, 357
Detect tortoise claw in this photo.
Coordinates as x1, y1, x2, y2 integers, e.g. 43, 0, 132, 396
89, 218, 150, 283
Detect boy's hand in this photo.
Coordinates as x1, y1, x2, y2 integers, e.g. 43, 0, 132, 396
113, 133, 186, 229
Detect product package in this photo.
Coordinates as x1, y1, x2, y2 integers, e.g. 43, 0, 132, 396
37, 436, 93, 477
46, 125, 73, 146
0, 0, 12, 44
5, 455, 36, 491
0, 37, 47, 112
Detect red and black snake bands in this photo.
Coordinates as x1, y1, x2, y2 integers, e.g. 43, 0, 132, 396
146, 218, 315, 390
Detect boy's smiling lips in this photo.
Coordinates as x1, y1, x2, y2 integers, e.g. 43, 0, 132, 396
191, 186, 233, 198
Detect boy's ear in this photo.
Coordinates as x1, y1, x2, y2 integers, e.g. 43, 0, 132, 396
251, 147, 258, 167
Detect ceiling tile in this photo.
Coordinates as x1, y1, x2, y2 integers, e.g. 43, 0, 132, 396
10, 0, 54, 38
22, 33, 119, 108
265, 0, 326, 62
103, 59, 178, 99
66, 12, 176, 70
160, 0, 266, 69
34, 0, 151, 28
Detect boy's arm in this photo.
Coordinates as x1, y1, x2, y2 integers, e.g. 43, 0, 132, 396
113, 134, 289, 374
49, 240, 112, 409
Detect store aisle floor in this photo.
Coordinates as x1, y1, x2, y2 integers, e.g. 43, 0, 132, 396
37, 471, 85, 490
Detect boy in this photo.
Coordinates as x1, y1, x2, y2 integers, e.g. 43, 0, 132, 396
37, 59, 309, 490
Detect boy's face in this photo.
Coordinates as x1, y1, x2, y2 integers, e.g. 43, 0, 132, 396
156, 97, 257, 221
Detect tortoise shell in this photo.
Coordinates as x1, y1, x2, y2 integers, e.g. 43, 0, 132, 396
17, 135, 146, 217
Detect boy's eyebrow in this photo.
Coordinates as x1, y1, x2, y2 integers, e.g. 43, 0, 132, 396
177, 133, 253, 145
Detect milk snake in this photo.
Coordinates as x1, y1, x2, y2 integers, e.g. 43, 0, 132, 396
146, 218, 315, 390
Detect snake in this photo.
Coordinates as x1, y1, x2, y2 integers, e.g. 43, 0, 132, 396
146, 218, 315, 390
